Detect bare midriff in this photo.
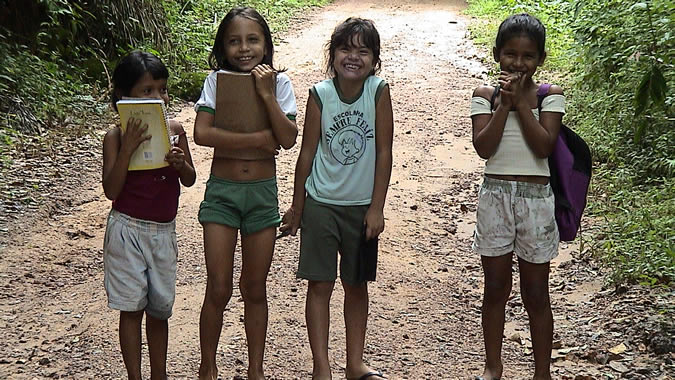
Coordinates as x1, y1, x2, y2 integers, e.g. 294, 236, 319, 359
210, 156, 276, 181
485, 174, 549, 185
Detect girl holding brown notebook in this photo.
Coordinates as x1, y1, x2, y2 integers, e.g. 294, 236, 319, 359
192, 6, 298, 380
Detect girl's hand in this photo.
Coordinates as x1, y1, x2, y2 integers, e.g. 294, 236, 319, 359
251, 64, 276, 99
497, 71, 523, 110
363, 207, 385, 240
259, 129, 281, 155
280, 205, 302, 236
120, 117, 151, 157
165, 146, 186, 171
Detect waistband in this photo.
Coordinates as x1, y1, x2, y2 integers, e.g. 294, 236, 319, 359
481, 176, 552, 198
207, 174, 277, 186
109, 209, 175, 232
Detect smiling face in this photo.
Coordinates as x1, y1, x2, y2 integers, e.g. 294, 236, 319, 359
223, 16, 266, 72
128, 72, 169, 104
332, 33, 375, 83
494, 34, 545, 81
493, 35, 546, 79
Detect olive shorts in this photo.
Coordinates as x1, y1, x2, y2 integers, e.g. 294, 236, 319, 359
297, 196, 370, 285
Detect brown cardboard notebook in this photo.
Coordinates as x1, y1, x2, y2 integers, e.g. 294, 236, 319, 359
214, 70, 275, 160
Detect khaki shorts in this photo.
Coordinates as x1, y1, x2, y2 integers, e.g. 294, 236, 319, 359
472, 177, 559, 264
103, 210, 177, 320
297, 197, 370, 285
198, 175, 280, 236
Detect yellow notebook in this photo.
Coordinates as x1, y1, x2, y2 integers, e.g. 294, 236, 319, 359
116, 99, 171, 171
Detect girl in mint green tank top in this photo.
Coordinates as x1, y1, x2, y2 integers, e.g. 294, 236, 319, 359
280, 17, 393, 380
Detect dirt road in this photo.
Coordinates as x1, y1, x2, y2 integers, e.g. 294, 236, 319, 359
1, 1, 672, 379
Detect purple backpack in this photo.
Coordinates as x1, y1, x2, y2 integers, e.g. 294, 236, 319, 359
489, 84, 592, 241
538, 84, 592, 241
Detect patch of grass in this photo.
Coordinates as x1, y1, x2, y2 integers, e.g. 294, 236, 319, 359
588, 174, 675, 286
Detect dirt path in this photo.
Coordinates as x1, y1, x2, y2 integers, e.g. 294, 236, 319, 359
0, 1, 672, 379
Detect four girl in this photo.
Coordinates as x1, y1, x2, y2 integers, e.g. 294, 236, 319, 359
471, 13, 562, 380
102, 7, 561, 380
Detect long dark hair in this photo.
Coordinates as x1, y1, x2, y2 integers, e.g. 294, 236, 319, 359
111, 50, 169, 111
208, 7, 276, 71
326, 17, 381, 77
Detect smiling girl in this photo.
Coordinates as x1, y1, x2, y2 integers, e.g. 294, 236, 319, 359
470, 13, 565, 380
192, 6, 298, 380
280, 17, 393, 380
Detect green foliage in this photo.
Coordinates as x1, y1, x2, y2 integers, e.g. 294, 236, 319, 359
570, 0, 673, 148
588, 176, 675, 286
0, 32, 90, 136
466, 0, 674, 286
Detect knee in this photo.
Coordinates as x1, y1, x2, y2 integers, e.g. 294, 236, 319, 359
483, 280, 512, 305
121, 310, 144, 322
342, 280, 368, 299
521, 286, 550, 313
207, 280, 233, 308
239, 280, 266, 305
308, 281, 334, 299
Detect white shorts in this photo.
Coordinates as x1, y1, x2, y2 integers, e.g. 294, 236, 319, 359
472, 177, 559, 264
103, 210, 177, 320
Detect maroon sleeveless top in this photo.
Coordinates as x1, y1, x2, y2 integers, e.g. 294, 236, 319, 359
112, 166, 180, 222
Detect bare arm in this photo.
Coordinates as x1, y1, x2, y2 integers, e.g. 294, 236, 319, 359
166, 120, 196, 187
102, 119, 151, 200
279, 95, 322, 235
514, 84, 563, 158
193, 111, 279, 154
365, 84, 394, 240
472, 85, 509, 159
252, 65, 298, 149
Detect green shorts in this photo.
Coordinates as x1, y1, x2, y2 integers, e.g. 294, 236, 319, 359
198, 175, 280, 236
297, 196, 370, 285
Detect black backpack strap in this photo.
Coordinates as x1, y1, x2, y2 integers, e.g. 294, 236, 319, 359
489, 85, 500, 111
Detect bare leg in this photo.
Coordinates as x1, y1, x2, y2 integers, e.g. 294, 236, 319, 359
146, 313, 168, 380
239, 227, 276, 380
199, 223, 237, 380
518, 258, 552, 380
119, 310, 144, 380
342, 280, 382, 379
306, 280, 335, 380
480, 254, 513, 380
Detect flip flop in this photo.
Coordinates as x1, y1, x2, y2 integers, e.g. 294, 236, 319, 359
352, 370, 385, 380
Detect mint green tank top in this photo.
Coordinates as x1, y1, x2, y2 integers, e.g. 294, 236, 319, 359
305, 76, 387, 205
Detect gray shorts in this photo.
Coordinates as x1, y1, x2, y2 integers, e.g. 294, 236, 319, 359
103, 210, 177, 320
472, 177, 559, 264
